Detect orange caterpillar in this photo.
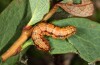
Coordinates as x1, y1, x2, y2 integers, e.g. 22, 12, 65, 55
32, 23, 76, 51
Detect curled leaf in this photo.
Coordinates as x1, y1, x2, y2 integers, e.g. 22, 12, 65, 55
58, 0, 94, 17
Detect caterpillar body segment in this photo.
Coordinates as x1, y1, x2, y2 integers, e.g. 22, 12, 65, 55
32, 23, 76, 51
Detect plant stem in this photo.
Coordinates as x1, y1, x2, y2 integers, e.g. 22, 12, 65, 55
42, 4, 59, 21
1, 27, 33, 61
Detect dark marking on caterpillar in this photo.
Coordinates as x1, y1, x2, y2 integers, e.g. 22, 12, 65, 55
32, 23, 76, 51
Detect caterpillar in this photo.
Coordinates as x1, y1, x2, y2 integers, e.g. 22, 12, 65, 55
32, 23, 76, 51
57, 0, 94, 17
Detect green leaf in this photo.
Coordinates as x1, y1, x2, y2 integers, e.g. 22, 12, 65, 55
73, 0, 81, 4
0, 0, 12, 13
0, 0, 31, 64
49, 37, 77, 54
0, 0, 27, 52
62, 0, 73, 3
27, 0, 50, 26
52, 18, 100, 63
62, 0, 81, 3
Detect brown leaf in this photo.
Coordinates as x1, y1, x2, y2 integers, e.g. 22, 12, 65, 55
58, 0, 94, 17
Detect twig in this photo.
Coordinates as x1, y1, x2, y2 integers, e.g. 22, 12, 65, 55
42, 4, 59, 21
1, 27, 33, 61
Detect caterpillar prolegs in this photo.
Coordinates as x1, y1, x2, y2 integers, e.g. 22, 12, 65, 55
32, 23, 76, 51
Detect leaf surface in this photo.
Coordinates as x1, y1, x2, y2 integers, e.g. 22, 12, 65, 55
27, 0, 50, 26
62, 0, 81, 3
52, 18, 100, 62
0, 0, 27, 52
0, 0, 30, 65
